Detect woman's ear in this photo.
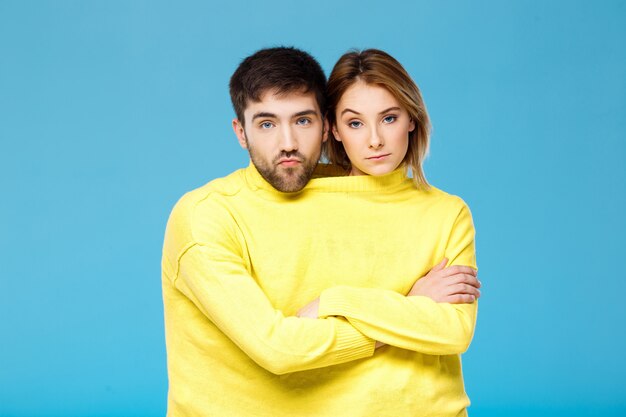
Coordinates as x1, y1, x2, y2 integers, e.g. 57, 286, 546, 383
332, 125, 341, 142
408, 117, 416, 133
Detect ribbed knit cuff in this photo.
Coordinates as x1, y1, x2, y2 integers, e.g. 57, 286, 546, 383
329, 316, 376, 360
318, 286, 361, 319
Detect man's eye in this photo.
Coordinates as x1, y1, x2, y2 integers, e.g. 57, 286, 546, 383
296, 118, 311, 126
260, 121, 274, 129
382, 115, 397, 124
348, 121, 363, 129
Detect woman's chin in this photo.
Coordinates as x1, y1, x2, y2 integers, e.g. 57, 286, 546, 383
353, 164, 400, 177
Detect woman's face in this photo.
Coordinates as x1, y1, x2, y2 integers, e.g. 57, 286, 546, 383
333, 80, 415, 176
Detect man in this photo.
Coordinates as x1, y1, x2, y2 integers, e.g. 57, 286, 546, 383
162, 47, 480, 416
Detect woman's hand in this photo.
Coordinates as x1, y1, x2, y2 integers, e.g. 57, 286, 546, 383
408, 258, 481, 303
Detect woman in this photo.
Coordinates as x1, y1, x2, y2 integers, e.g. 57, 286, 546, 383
299, 49, 480, 416
326, 49, 429, 185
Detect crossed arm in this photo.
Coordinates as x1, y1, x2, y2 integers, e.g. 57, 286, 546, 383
165, 197, 377, 375
165, 198, 479, 374
297, 204, 480, 355
297, 259, 480, 353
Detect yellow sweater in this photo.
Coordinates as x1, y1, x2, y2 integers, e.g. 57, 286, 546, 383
162, 163, 477, 417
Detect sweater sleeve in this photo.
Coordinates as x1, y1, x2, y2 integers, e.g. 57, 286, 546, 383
317, 202, 478, 355
165, 196, 375, 375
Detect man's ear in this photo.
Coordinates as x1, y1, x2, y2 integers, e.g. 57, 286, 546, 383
232, 118, 248, 149
322, 118, 330, 143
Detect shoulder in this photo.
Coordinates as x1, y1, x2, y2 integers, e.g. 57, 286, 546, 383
423, 187, 476, 246
165, 169, 247, 243
416, 185, 470, 215
162, 170, 248, 277
179, 168, 247, 205
173, 168, 246, 213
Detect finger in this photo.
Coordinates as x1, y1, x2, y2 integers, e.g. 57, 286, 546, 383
431, 257, 448, 272
448, 283, 481, 298
444, 294, 476, 304
440, 265, 477, 277
447, 273, 481, 287
467, 274, 481, 288
447, 283, 480, 297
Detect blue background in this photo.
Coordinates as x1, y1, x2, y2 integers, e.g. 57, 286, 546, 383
1, 1, 625, 416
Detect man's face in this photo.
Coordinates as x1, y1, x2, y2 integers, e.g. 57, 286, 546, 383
233, 89, 328, 192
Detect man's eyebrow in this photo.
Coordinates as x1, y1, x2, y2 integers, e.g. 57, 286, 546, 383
293, 109, 318, 118
252, 112, 277, 121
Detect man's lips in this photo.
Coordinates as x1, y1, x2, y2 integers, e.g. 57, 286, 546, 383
366, 153, 390, 160
277, 158, 302, 167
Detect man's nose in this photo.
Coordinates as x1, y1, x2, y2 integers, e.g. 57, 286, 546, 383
279, 126, 298, 152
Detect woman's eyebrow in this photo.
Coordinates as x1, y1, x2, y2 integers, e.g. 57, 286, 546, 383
378, 107, 401, 115
340, 108, 360, 116
340, 107, 401, 117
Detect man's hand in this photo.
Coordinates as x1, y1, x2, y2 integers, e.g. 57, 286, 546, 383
408, 258, 481, 303
296, 297, 320, 319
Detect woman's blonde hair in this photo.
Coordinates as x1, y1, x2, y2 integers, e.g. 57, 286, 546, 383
324, 49, 431, 188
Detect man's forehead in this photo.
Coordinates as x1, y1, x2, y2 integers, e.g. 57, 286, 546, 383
244, 89, 320, 116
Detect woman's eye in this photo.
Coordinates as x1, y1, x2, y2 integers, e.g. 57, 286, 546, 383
296, 118, 311, 126
383, 115, 397, 124
260, 121, 274, 129
348, 121, 363, 129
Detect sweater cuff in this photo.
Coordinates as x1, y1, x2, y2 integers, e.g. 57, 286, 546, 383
318, 286, 361, 319
329, 316, 376, 360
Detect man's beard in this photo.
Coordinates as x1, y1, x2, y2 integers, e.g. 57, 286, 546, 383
248, 147, 319, 193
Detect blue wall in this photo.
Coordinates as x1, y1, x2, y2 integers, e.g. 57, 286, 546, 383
1, 1, 624, 416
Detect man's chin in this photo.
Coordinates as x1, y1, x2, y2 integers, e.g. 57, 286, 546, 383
250, 153, 318, 192
271, 169, 308, 192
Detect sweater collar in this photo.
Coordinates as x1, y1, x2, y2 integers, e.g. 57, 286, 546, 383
243, 161, 410, 194
307, 165, 409, 193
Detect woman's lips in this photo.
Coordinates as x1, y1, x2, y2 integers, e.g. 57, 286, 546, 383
367, 153, 390, 161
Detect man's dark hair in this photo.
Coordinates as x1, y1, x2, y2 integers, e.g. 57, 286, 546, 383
229, 47, 327, 125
